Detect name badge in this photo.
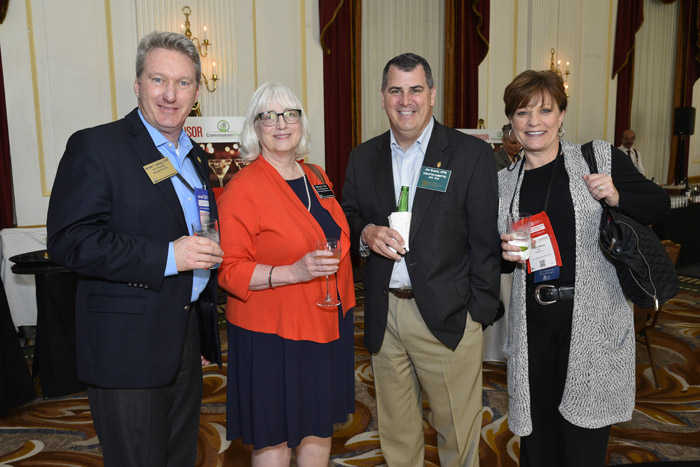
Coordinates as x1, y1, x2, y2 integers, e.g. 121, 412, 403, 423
527, 212, 563, 283
194, 187, 211, 227
143, 158, 178, 184
417, 166, 451, 192
313, 183, 335, 199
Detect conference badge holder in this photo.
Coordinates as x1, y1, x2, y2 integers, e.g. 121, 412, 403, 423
527, 211, 562, 283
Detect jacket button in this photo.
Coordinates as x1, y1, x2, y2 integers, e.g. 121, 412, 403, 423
184, 304, 191, 312
382, 289, 388, 296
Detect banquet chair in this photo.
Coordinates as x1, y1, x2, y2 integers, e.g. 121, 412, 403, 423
633, 240, 681, 389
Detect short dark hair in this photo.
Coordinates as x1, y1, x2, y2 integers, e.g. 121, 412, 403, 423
135, 31, 201, 85
381, 53, 434, 91
503, 70, 567, 118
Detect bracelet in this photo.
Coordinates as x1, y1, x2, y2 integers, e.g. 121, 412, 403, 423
267, 266, 275, 289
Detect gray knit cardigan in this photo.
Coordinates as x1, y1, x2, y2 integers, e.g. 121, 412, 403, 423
497, 139, 635, 436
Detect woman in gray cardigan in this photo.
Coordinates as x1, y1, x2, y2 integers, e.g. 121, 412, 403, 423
498, 70, 670, 467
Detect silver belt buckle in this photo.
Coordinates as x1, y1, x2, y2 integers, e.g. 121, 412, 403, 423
535, 284, 556, 306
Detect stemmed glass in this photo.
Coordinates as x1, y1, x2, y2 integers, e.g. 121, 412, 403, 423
316, 238, 341, 307
208, 158, 232, 187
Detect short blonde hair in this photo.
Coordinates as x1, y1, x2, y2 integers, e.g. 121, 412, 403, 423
239, 82, 311, 161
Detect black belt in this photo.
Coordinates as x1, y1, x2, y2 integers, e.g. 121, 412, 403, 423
388, 288, 415, 300
533, 284, 575, 305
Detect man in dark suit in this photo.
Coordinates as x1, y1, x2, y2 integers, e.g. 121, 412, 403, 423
47, 32, 223, 467
342, 53, 500, 467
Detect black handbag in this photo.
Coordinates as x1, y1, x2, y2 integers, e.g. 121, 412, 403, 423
581, 142, 678, 310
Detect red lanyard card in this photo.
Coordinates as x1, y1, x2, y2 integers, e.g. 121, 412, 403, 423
527, 211, 562, 275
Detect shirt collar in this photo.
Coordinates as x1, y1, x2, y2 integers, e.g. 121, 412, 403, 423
137, 109, 192, 155
389, 117, 435, 154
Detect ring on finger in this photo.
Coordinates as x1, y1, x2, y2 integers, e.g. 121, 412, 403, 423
597, 185, 604, 193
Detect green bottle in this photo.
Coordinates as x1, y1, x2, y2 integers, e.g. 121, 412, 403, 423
397, 185, 409, 212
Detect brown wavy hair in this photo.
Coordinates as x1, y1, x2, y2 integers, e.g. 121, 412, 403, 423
503, 70, 567, 118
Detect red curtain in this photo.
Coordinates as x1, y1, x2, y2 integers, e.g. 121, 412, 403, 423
0, 46, 14, 229
611, 0, 644, 147
444, 0, 489, 129
319, 0, 360, 201
669, 0, 700, 183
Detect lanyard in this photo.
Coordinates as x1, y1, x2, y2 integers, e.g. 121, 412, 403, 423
175, 152, 206, 193
509, 145, 562, 215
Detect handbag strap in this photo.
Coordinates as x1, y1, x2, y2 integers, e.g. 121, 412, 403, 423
581, 141, 598, 174
581, 142, 607, 209
303, 162, 326, 184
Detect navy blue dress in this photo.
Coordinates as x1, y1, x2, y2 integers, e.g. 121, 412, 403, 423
226, 175, 355, 449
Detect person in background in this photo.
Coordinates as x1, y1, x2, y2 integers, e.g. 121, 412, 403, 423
47, 31, 223, 466
217, 82, 355, 467
495, 122, 522, 170
499, 70, 669, 466
342, 52, 500, 467
618, 129, 645, 175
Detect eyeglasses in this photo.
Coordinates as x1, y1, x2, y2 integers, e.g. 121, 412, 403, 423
255, 109, 302, 127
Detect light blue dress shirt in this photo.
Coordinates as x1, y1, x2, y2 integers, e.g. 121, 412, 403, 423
138, 109, 210, 302
388, 117, 435, 288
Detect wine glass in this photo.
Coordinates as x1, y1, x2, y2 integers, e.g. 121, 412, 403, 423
316, 238, 341, 307
208, 158, 232, 187
506, 213, 532, 260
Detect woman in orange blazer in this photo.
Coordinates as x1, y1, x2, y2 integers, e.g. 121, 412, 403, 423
217, 82, 355, 466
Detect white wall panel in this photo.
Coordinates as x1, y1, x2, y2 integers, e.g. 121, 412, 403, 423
630, 0, 677, 182
1, 0, 115, 225
361, 0, 444, 141
690, 83, 700, 179
134, 0, 239, 117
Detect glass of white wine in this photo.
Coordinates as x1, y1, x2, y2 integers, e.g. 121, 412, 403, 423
316, 238, 341, 307
506, 213, 532, 260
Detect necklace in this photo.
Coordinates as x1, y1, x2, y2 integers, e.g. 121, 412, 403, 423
294, 161, 311, 211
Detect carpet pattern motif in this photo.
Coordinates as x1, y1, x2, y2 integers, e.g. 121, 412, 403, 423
1, 288, 699, 466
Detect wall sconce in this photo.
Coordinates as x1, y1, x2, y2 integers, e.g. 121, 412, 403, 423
549, 48, 570, 95
180, 5, 218, 93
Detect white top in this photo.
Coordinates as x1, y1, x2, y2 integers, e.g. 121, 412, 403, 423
617, 145, 645, 175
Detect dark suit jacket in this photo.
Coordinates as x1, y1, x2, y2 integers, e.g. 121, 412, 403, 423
342, 120, 500, 352
47, 108, 221, 388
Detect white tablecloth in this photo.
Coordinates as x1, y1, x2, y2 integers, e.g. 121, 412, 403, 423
483, 273, 513, 363
0, 227, 47, 327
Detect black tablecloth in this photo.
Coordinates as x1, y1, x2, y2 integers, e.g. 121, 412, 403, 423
10, 250, 85, 398
653, 204, 700, 268
0, 276, 36, 416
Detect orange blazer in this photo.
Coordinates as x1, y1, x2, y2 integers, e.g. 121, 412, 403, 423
217, 156, 355, 343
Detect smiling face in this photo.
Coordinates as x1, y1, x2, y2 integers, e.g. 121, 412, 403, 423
381, 65, 436, 150
509, 92, 566, 165
255, 101, 302, 160
134, 47, 199, 143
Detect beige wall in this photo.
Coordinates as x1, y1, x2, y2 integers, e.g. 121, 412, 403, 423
1, 0, 326, 226
1, 0, 696, 226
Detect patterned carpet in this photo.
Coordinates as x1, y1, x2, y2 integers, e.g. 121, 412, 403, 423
1, 282, 699, 466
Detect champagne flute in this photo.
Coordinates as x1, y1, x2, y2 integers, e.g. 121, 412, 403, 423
316, 238, 341, 307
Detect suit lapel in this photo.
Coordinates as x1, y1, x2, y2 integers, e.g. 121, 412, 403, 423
371, 132, 397, 217
409, 122, 451, 244
125, 110, 188, 232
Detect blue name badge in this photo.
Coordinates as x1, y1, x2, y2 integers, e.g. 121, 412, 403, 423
417, 166, 451, 192
195, 187, 211, 226
533, 266, 560, 283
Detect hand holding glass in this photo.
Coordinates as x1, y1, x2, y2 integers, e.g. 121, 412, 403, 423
506, 213, 531, 260
316, 238, 341, 307
192, 220, 220, 268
